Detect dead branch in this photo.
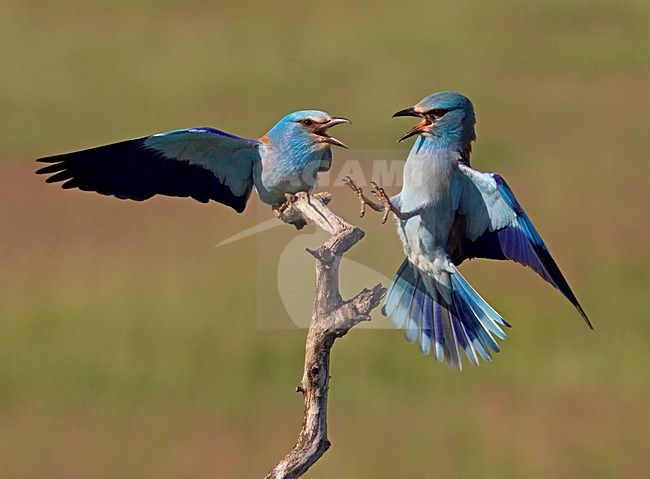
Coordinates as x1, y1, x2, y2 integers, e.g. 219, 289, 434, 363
265, 192, 386, 478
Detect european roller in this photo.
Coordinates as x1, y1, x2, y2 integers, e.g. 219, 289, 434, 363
345, 91, 591, 369
36, 111, 349, 222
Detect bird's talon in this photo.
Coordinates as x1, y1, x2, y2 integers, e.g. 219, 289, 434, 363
343, 176, 359, 193
273, 193, 297, 217
343, 176, 367, 217
369, 181, 401, 223
370, 182, 389, 203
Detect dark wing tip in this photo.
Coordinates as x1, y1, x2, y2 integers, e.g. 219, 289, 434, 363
35, 157, 64, 176
575, 303, 593, 330
35, 163, 61, 175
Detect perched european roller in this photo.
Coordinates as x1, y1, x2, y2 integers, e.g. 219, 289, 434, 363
36, 110, 349, 220
345, 91, 591, 369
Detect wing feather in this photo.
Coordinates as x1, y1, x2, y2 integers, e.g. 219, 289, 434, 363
455, 164, 591, 327
36, 127, 260, 212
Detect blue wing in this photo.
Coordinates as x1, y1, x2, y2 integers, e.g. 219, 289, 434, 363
454, 164, 591, 328
36, 127, 261, 213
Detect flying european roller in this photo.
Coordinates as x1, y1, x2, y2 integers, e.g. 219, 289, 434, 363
37, 110, 350, 223
345, 91, 591, 369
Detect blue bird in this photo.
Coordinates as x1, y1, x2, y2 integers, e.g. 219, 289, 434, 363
36, 111, 350, 221
345, 91, 591, 369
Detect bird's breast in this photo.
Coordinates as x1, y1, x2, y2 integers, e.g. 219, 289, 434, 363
253, 146, 325, 205
400, 147, 455, 209
398, 145, 458, 260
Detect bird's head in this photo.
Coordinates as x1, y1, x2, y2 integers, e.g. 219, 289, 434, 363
267, 110, 350, 152
393, 91, 476, 148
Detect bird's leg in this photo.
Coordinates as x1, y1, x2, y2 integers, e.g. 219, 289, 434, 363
342, 176, 404, 224
369, 181, 405, 224
342, 176, 384, 217
273, 193, 297, 217
273, 193, 308, 229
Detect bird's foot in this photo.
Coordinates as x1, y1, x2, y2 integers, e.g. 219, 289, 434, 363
369, 181, 404, 224
342, 176, 402, 223
273, 193, 307, 229
342, 176, 388, 218
311, 191, 332, 205
273, 193, 297, 217
342, 176, 367, 217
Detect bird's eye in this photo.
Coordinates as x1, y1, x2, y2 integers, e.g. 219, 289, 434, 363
429, 109, 449, 119
301, 119, 314, 127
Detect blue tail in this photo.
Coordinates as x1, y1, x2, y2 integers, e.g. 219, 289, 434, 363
382, 259, 511, 370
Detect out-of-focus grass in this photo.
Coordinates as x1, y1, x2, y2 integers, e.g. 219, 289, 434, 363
1, 1, 649, 478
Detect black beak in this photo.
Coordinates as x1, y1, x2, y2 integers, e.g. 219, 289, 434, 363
393, 107, 429, 142
323, 117, 351, 128
316, 117, 351, 149
392, 107, 421, 118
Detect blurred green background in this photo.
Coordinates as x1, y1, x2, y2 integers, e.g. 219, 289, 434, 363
1, 1, 649, 477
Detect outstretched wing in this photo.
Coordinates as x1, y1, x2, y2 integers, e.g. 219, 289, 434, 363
36, 127, 261, 213
453, 163, 591, 327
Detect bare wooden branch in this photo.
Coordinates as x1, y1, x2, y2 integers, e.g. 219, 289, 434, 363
265, 192, 386, 479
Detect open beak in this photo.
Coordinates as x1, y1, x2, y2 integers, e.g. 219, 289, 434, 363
316, 117, 350, 149
392, 107, 429, 142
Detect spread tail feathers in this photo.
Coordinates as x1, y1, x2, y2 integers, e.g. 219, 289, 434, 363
382, 259, 510, 370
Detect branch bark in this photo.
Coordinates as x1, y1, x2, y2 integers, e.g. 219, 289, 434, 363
265, 192, 386, 479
